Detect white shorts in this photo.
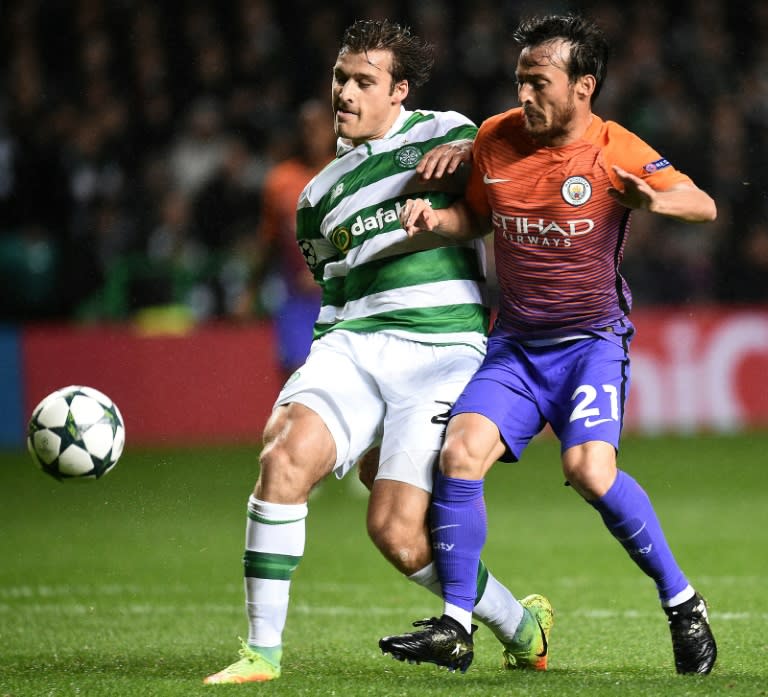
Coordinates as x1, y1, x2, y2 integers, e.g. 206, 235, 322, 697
274, 330, 484, 492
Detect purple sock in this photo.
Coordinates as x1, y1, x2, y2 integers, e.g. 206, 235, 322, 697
430, 471, 487, 612
591, 470, 688, 601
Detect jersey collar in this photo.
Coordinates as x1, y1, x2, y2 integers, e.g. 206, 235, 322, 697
336, 107, 412, 156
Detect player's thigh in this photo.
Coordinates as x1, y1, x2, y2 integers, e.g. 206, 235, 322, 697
450, 336, 546, 463
274, 332, 384, 478
377, 343, 483, 493
551, 338, 630, 452
257, 402, 337, 501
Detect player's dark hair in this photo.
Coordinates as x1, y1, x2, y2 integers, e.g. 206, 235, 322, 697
513, 14, 610, 103
339, 19, 434, 93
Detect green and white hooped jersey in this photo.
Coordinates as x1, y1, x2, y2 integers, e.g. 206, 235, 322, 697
297, 108, 488, 352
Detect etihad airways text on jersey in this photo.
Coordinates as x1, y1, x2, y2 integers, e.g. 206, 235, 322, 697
492, 212, 595, 242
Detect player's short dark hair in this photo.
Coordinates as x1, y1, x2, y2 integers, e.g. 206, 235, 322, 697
513, 14, 610, 103
339, 19, 434, 91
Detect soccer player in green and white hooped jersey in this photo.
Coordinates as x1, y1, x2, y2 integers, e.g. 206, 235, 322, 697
297, 108, 486, 347
204, 19, 552, 685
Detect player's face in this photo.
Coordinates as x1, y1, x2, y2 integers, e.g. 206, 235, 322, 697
516, 40, 579, 144
332, 49, 408, 145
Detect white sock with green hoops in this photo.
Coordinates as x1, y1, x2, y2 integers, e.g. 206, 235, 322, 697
243, 495, 308, 661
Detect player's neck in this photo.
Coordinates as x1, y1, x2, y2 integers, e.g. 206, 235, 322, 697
535, 113, 595, 149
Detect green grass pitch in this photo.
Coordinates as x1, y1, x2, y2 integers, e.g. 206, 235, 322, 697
1, 432, 766, 696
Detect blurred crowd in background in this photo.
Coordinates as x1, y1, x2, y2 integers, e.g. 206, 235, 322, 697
1, 0, 767, 325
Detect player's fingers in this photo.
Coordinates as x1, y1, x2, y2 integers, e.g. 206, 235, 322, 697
419, 200, 436, 231
441, 153, 466, 175
417, 153, 440, 179
400, 199, 421, 234
430, 149, 466, 178
403, 200, 432, 235
399, 198, 415, 224
418, 145, 459, 179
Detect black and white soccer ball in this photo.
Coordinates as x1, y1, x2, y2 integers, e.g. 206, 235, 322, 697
27, 385, 126, 481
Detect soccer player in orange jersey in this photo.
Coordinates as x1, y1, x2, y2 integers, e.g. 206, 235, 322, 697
380, 13, 717, 675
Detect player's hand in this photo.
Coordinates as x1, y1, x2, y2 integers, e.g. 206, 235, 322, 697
416, 139, 473, 180
400, 198, 440, 237
608, 165, 655, 210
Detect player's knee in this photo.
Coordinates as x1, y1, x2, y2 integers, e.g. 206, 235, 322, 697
562, 457, 616, 500
256, 441, 315, 501
439, 436, 482, 478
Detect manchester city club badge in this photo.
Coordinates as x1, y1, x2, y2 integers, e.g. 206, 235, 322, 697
561, 175, 592, 206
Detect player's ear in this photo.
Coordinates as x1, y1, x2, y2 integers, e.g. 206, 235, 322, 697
576, 74, 596, 101
392, 79, 409, 105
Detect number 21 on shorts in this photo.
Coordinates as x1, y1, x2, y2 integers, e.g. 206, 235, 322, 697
569, 384, 619, 427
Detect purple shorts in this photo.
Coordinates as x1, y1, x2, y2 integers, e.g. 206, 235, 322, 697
275, 294, 320, 372
451, 332, 632, 461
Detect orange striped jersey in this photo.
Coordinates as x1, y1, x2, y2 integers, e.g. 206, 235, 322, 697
466, 107, 693, 338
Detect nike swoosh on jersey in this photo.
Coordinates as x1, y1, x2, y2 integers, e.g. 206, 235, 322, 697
483, 173, 512, 184
583, 417, 613, 427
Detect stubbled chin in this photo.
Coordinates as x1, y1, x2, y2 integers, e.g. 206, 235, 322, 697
524, 119, 547, 135
523, 121, 537, 135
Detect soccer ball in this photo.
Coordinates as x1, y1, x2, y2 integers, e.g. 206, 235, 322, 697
27, 385, 126, 481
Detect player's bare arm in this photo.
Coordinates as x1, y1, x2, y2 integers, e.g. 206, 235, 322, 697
416, 138, 473, 180
399, 198, 482, 240
608, 165, 717, 223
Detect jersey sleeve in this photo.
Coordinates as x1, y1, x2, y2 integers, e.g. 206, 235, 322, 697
464, 127, 492, 219
601, 122, 694, 191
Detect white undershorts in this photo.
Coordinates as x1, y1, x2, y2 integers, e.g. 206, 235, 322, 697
274, 330, 484, 492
